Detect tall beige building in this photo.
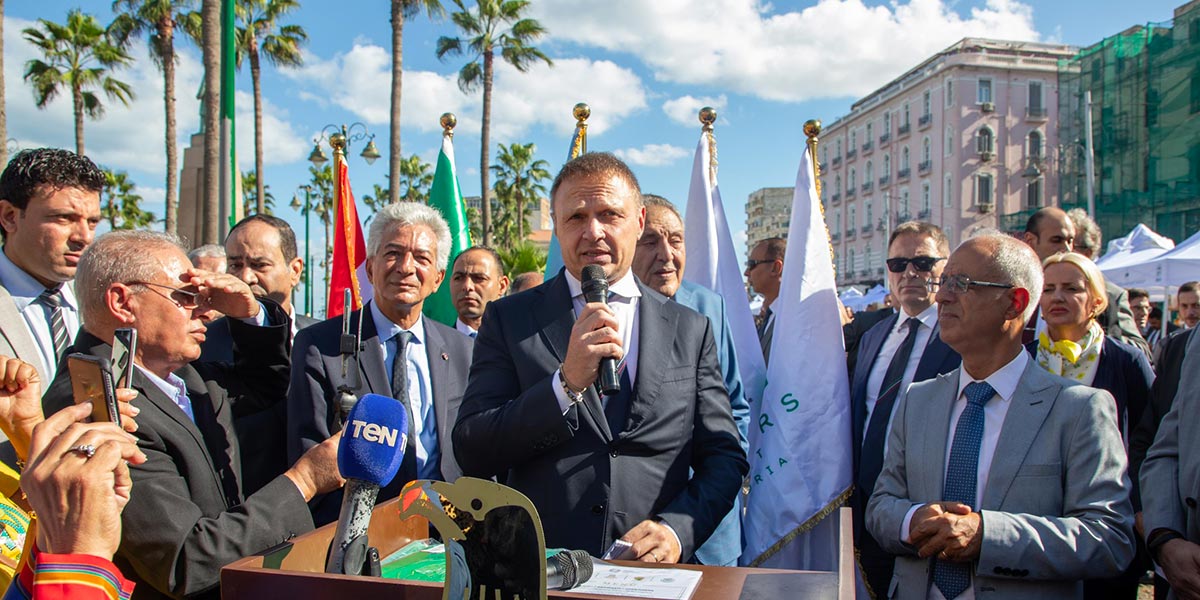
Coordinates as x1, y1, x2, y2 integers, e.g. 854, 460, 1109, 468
745, 187, 794, 256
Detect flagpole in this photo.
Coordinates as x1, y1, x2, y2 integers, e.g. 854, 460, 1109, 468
804, 120, 837, 279
700, 107, 718, 187
545, 102, 591, 279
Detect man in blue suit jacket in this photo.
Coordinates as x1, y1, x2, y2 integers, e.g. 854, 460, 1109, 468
851, 222, 961, 597
632, 194, 749, 567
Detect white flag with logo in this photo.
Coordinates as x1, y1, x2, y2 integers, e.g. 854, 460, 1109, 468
741, 144, 852, 569
683, 133, 767, 405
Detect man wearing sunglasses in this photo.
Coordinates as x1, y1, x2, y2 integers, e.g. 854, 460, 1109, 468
850, 222, 962, 597
40, 231, 346, 600
745, 237, 785, 364
868, 232, 1134, 600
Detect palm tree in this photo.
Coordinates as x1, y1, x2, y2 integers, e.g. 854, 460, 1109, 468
360, 181, 389, 221
389, 0, 443, 205
490, 141, 548, 244
397, 153, 433, 203
436, 0, 550, 246
497, 241, 545, 280
111, 0, 198, 237
307, 164, 334, 287
199, 0, 219, 243
101, 168, 156, 229
240, 169, 274, 215
23, 10, 135, 157
235, 0, 306, 214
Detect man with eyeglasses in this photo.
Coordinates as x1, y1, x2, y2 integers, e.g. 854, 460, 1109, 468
850, 221, 962, 597
867, 232, 1134, 600
40, 230, 345, 600
745, 237, 785, 364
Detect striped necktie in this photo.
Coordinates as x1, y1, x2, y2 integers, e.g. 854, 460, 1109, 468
35, 287, 69, 360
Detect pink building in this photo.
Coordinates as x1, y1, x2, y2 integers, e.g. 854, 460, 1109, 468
820, 38, 1078, 286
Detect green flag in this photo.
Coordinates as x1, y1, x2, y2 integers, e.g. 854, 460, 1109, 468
424, 133, 472, 326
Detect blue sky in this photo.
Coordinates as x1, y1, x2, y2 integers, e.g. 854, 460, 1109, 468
4, 0, 1188, 302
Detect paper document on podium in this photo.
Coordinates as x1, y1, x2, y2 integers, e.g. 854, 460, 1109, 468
569, 564, 702, 600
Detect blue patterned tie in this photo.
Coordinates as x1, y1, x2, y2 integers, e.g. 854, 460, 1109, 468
932, 381, 995, 599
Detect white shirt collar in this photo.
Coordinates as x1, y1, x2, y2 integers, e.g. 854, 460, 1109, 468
0, 248, 77, 311
368, 300, 426, 346
956, 349, 1028, 405
455, 318, 477, 336
564, 269, 642, 301
897, 303, 938, 332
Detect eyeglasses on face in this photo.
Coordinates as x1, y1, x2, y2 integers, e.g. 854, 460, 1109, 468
933, 274, 1015, 294
128, 281, 205, 309
745, 258, 774, 271
886, 256, 945, 273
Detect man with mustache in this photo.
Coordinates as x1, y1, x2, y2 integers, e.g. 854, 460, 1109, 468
288, 202, 473, 525
0, 148, 103, 386
449, 246, 509, 338
200, 214, 319, 493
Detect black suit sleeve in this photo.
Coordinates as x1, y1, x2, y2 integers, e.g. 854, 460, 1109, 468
205, 300, 292, 418
1129, 328, 1192, 511
655, 317, 749, 556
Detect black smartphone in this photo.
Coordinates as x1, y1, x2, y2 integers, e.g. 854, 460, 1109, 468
67, 353, 122, 426
111, 327, 138, 388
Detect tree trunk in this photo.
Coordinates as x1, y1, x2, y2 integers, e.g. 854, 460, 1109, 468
72, 84, 85, 157
201, 0, 221, 246
388, 2, 403, 205
0, 0, 7, 167
480, 50, 494, 246
250, 41, 265, 214
516, 190, 523, 242
161, 17, 179, 235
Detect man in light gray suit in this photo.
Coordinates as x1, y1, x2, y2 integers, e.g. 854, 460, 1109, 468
1141, 326, 1200, 599
867, 232, 1134, 599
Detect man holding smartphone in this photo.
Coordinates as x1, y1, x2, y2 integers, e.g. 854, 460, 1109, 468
41, 230, 345, 600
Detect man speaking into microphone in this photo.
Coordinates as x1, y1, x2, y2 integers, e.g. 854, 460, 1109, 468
453, 153, 747, 563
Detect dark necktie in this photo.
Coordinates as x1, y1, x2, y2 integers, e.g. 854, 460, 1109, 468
756, 307, 772, 337
35, 287, 69, 360
857, 318, 921, 496
932, 381, 996, 599
391, 331, 418, 458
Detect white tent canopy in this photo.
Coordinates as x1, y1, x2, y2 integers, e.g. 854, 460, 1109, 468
1100, 226, 1200, 298
1097, 224, 1176, 290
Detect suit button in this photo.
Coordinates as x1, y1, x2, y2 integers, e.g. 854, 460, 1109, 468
610, 450, 618, 457
591, 504, 604, 515
1187, 497, 1197, 509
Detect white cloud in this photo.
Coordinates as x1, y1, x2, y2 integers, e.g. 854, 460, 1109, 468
530, 0, 1040, 102
233, 90, 309, 170
614, 143, 690, 167
285, 45, 649, 144
662, 94, 728, 127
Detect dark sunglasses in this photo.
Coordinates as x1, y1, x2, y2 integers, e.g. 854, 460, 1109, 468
745, 258, 774, 270
886, 256, 945, 273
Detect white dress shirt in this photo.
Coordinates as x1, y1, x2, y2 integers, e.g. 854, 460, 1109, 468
370, 301, 438, 479
900, 350, 1028, 600
0, 249, 80, 381
454, 318, 477, 338
552, 270, 642, 412
863, 303, 939, 455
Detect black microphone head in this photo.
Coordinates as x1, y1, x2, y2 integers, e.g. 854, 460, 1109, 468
550, 549, 594, 589
569, 550, 594, 586
580, 265, 608, 301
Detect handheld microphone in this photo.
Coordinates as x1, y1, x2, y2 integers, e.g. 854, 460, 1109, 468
546, 549, 594, 590
581, 264, 621, 396
326, 393, 409, 575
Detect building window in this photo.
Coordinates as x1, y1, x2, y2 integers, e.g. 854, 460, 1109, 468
835, 175, 841, 195
849, 205, 856, 230
836, 139, 842, 156
945, 125, 955, 157
945, 78, 954, 107
834, 209, 842, 234
976, 173, 994, 206
1028, 130, 1043, 158
865, 246, 873, 274
1027, 178, 1043, 208
883, 153, 891, 177
866, 122, 873, 142
921, 181, 931, 214
1028, 81, 1043, 112
901, 147, 910, 169
903, 103, 910, 126
922, 90, 931, 117
978, 78, 992, 104
922, 137, 931, 163
849, 168, 856, 189
901, 188, 911, 216
851, 129, 857, 149
865, 161, 873, 185
865, 200, 873, 227
848, 247, 856, 273
884, 111, 892, 132
977, 127, 995, 153
943, 174, 953, 208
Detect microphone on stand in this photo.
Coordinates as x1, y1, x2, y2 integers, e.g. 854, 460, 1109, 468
325, 393, 409, 576
580, 264, 621, 396
546, 549, 595, 590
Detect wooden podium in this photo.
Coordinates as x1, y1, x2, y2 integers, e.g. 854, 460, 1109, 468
221, 499, 854, 599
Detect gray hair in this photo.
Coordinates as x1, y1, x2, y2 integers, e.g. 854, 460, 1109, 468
967, 229, 1044, 323
187, 244, 225, 261
1066, 207, 1102, 258
641, 194, 680, 221
367, 202, 452, 272
77, 231, 186, 322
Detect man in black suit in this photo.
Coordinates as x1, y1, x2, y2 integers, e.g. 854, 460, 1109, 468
42, 230, 344, 600
850, 221, 962, 596
199, 214, 319, 493
453, 152, 747, 564
746, 237, 785, 365
288, 202, 473, 525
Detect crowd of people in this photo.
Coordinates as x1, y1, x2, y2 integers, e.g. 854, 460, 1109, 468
0, 146, 1196, 600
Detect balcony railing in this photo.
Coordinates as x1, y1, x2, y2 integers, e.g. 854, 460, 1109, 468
845, 229, 856, 239
833, 156, 842, 168
861, 224, 872, 234
846, 188, 857, 199
831, 232, 841, 241
897, 167, 911, 179
878, 175, 890, 187
831, 193, 841, 204
918, 208, 931, 219
898, 123, 911, 136
879, 133, 891, 144
862, 141, 873, 153
1026, 107, 1048, 119
897, 211, 912, 222
918, 114, 932, 128
862, 182, 873, 193
918, 160, 932, 173
846, 148, 858, 160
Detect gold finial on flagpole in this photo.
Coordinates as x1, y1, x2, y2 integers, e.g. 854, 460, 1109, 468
804, 119, 822, 197
699, 107, 719, 186
440, 113, 457, 138
572, 103, 590, 157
